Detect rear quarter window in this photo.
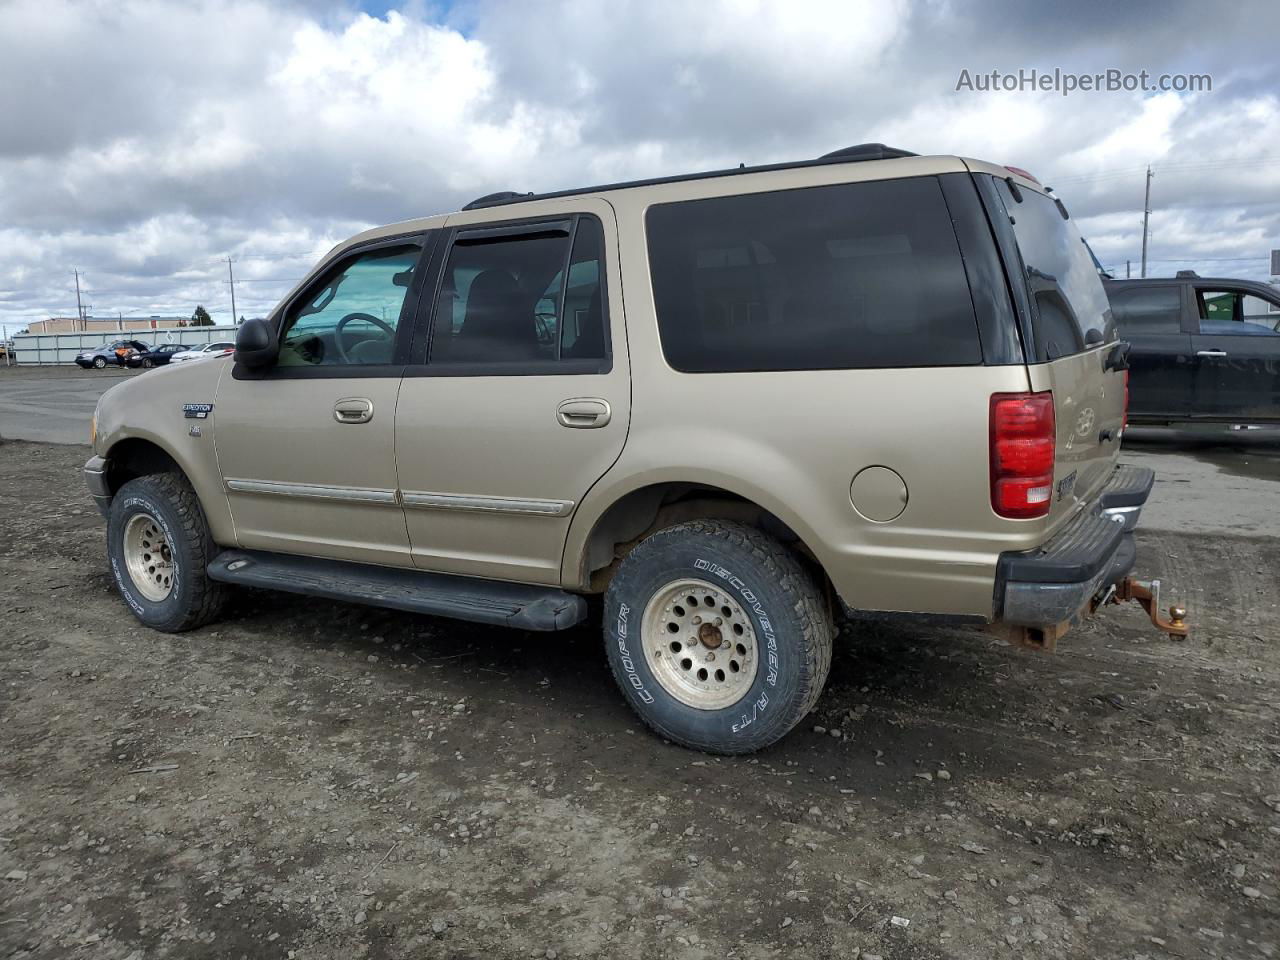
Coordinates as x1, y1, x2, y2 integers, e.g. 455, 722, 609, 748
990, 178, 1115, 360
645, 177, 983, 372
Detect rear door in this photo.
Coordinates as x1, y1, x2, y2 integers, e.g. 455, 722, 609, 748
1104, 281, 1194, 421
393, 199, 630, 585
1189, 283, 1280, 422
986, 177, 1125, 526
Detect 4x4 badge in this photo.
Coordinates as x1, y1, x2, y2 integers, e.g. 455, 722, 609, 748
182, 403, 214, 419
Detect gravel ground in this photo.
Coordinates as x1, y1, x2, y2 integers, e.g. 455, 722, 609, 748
1, 440, 1278, 960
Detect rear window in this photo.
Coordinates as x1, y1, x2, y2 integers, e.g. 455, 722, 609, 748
645, 177, 982, 372
991, 178, 1115, 360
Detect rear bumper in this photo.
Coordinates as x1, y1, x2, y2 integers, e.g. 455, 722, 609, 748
83, 455, 112, 517
997, 465, 1154, 627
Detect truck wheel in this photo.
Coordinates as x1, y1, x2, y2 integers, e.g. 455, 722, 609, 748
106, 473, 226, 632
603, 519, 833, 754
92, 356, 107, 369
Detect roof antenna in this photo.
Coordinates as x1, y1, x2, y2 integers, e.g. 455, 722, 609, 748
739, 162, 745, 169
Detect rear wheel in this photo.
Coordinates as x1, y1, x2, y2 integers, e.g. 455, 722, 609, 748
107, 473, 226, 632
603, 519, 833, 754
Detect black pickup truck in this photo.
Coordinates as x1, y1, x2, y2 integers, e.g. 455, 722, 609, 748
1105, 273, 1280, 424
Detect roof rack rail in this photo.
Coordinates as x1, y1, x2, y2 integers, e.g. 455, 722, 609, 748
457, 143, 919, 212
1175, 269, 1200, 278
817, 143, 918, 161
463, 191, 535, 211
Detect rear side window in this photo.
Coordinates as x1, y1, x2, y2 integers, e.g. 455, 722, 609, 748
1107, 285, 1182, 334
645, 177, 982, 372
991, 179, 1115, 360
428, 216, 609, 369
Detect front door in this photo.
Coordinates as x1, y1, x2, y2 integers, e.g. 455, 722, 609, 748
394, 201, 630, 585
1190, 283, 1280, 422
214, 236, 431, 567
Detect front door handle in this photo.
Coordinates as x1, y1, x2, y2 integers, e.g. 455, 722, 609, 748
1196, 349, 1228, 358
333, 397, 374, 424
557, 398, 611, 429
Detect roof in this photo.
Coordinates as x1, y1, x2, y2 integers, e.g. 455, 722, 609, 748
460, 143, 920, 211
1104, 276, 1275, 288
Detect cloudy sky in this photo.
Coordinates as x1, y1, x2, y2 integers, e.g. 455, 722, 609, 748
1, 0, 1278, 336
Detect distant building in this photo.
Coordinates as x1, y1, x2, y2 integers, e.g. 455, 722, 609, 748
29, 315, 192, 334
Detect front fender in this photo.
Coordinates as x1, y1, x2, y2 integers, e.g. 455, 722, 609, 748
93, 359, 236, 546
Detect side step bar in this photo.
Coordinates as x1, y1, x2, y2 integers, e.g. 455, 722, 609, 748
207, 549, 588, 631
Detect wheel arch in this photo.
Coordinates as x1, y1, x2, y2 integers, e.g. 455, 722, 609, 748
103, 436, 183, 494
101, 430, 236, 546
563, 474, 832, 595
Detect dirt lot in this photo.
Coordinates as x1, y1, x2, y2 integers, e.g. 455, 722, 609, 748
1, 439, 1278, 960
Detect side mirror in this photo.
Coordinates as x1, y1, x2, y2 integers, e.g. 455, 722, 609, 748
235, 318, 278, 369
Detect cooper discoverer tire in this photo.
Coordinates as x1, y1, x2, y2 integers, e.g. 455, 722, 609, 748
106, 473, 226, 632
604, 519, 833, 754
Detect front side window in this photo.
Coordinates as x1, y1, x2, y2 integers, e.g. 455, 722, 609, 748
1196, 287, 1280, 336
428, 216, 608, 368
646, 177, 982, 372
1107, 285, 1182, 334
991, 179, 1116, 360
278, 244, 421, 367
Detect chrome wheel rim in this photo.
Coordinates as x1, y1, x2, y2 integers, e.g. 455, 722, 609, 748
641, 578, 758, 710
122, 512, 175, 602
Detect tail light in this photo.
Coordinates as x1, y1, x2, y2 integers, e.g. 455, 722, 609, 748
990, 392, 1056, 519
1122, 370, 1130, 430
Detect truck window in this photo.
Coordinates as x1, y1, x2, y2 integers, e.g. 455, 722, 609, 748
990, 178, 1116, 360
645, 177, 982, 372
1196, 287, 1280, 336
1107, 285, 1182, 334
278, 244, 421, 367
428, 216, 609, 368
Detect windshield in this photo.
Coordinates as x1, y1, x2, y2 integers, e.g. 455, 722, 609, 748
991, 178, 1116, 360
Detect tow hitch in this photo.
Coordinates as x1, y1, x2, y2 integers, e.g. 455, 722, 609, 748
1095, 576, 1190, 639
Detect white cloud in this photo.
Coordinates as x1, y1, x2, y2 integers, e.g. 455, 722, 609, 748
0, 0, 1278, 333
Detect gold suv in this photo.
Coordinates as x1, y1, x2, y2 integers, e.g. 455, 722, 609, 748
85, 144, 1160, 753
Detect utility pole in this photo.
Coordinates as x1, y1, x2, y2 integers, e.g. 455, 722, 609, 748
1140, 165, 1153, 279
226, 257, 238, 326
1126, 260, 1131, 279
74, 269, 85, 330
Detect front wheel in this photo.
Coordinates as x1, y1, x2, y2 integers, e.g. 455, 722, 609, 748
604, 520, 833, 754
106, 473, 226, 632
141, 358, 153, 368
92, 356, 107, 369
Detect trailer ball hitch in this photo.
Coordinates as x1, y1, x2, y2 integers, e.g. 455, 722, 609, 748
1099, 576, 1190, 638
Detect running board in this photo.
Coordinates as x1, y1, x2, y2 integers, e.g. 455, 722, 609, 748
207, 549, 588, 631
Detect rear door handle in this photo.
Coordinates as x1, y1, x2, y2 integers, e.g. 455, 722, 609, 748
333, 397, 374, 424
557, 398, 611, 429
1196, 349, 1228, 358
